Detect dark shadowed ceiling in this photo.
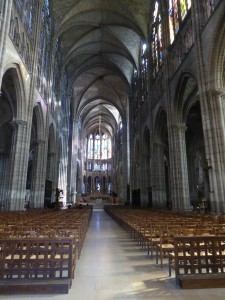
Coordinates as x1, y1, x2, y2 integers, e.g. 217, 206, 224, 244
51, 0, 150, 138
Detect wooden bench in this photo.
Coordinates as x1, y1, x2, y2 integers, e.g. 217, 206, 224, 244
0, 237, 75, 294
169, 235, 225, 289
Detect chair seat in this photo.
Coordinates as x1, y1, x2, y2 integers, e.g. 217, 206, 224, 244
160, 243, 174, 249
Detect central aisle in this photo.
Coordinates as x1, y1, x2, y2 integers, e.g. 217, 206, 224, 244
1, 208, 225, 300
69, 209, 225, 300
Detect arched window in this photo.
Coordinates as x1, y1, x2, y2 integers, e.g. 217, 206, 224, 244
169, 0, 191, 44
39, 0, 51, 77
141, 43, 148, 100
102, 135, 107, 159
107, 138, 112, 158
151, 1, 163, 79
52, 40, 61, 98
88, 134, 93, 159
16, 0, 25, 11
24, 0, 34, 33
87, 133, 112, 160
95, 134, 101, 159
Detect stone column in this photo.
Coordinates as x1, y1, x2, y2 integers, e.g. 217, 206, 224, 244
0, 153, 9, 209
169, 123, 191, 210
202, 90, 225, 213
139, 137, 146, 207
120, 121, 128, 203
140, 153, 150, 207
152, 142, 167, 209
61, 132, 69, 196
68, 120, 79, 203
30, 139, 47, 208
91, 175, 94, 193
0, 0, 13, 85
6, 120, 28, 210
192, 0, 225, 213
48, 152, 57, 203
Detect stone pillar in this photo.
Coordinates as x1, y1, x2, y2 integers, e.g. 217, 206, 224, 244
91, 175, 94, 193
140, 153, 150, 207
48, 152, 57, 203
169, 123, 191, 210
0, 0, 13, 85
68, 120, 79, 203
6, 120, 28, 210
120, 122, 128, 203
152, 142, 167, 209
30, 139, 47, 208
0, 153, 9, 209
139, 137, 146, 207
192, 0, 225, 213
61, 132, 69, 196
202, 90, 225, 213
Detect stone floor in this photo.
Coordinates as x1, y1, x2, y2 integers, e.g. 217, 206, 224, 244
1, 208, 225, 300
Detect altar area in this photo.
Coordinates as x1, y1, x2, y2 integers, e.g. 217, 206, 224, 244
79, 193, 118, 208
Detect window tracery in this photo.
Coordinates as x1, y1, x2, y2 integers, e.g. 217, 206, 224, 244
151, 1, 163, 79
169, 0, 191, 44
87, 133, 112, 160
141, 43, 148, 100
15, 0, 25, 12
39, 0, 51, 77
24, 0, 34, 33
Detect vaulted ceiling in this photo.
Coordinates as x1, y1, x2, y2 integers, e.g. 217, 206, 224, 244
51, 0, 151, 138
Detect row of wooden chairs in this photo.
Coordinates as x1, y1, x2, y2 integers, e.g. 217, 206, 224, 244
168, 235, 225, 288
104, 206, 225, 272
0, 206, 93, 294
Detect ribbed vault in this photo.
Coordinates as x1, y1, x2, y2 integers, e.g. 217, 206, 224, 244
51, 0, 150, 137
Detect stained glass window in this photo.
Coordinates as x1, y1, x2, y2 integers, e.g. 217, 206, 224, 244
38, 32, 44, 64
169, 0, 191, 44
38, 0, 51, 78
52, 40, 61, 97
16, 0, 25, 11
88, 135, 93, 159
141, 43, 148, 100
87, 133, 112, 160
42, 0, 50, 36
95, 135, 101, 159
151, 1, 163, 78
102, 135, 107, 159
24, 0, 34, 33
107, 138, 112, 158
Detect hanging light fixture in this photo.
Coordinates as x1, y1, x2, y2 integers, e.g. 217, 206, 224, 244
95, 113, 101, 167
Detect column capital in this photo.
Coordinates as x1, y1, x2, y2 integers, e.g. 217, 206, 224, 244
171, 123, 187, 132
205, 88, 225, 97
36, 139, 45, 145
11, 119, 28, 128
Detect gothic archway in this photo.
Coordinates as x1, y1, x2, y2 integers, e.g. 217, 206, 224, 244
44, 124, 57, 207
0, 88, 13, 210
0, 67, 25, 210
185, 102, 209, 212
143, 127, 151, 207
153, 108, 169, 209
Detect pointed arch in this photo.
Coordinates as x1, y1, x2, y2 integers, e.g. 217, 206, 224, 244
2, 63, 27, 120
143, 127, 150, 156
33, 102, 45, 141
174, 73, 198, 123
154, 107, 168, 144
48, 123, 56, 155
